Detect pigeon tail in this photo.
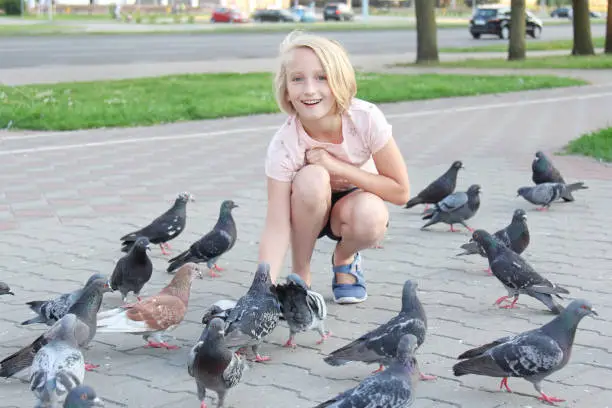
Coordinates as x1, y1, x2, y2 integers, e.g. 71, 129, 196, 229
21, 315, 46, 326
0, 334, 45, 378
452, 354, 508, 378
532, 292, 565, 315
561, 181, 588, 201
323, 354, 350, 367
404, 196, 424, 209
167, 250, 198, 273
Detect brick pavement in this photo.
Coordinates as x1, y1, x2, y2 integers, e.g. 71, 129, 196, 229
0, 82, 612, 407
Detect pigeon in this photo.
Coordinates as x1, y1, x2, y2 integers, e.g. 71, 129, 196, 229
532, 150, 587, 201
96, 263, 202, 349
420, 184, 481, 232
314, 334, 420, 408
188, 318, 248, 408
21, 273, 107, 327
63, 385, 104, 407
0, 277, 111, 378
405, 160, 463, 212
471, 229, 569, 314
0, 281, 14, 296
270, 273, 331, 348
324, 280, 435, 380
517, 182, 588, 211
202, 299, 237, 326
120, 192, 195, 255
29, 314, 87, 408
453, 299, 597, 404
223, 263, 281, 362
457, 209, 530, 274
167, 200, 238, 278
110, 236, 153, 303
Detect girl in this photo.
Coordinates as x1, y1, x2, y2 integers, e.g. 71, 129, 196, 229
258, 31, 410, 304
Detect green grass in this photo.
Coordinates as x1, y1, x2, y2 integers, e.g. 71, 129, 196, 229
433, 54, 612, 69
0, 73, 586, 131
440, 37, 606, 53
565, 127, 612, 162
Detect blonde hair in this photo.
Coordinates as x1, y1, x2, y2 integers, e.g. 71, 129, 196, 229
274, 30, 357, 116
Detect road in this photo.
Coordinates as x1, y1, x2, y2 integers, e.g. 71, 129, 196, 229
0, 24, 605, 69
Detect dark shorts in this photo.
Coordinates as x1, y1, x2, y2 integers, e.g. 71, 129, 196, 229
318, 187, 359, 242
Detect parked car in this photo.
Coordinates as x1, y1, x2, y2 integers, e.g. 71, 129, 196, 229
550, 6, 602, 19
323, 2, 354, 21
469, 5, 543, 40
210, 7, 249, 23
290, 5, 317, 22
252, 8, 300, 22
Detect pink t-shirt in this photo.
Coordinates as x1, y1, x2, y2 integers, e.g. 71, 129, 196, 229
265, 98, 392, 191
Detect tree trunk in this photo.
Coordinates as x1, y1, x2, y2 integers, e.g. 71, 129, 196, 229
415, 0, 439, 64
508, 0, 527, 61
571, 0, 595, 55
605, 0, 612, 53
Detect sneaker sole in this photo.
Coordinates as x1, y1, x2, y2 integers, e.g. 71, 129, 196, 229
333, 294, 368, 304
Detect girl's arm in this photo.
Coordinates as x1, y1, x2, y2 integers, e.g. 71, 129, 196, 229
307, 137, 410, 206
258, 177, 292, 283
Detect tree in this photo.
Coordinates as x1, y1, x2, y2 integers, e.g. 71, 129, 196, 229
571, 0, 595, 55
508, 0, 527, 61
605, 0, 612, 54
415, 0, 439, 64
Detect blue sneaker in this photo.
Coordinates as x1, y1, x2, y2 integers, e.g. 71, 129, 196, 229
332, 252, 367, 304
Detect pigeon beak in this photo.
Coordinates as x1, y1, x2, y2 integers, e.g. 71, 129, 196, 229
92, 397, 105, 407
197, 268, 204, 279
590, 308, 598, 317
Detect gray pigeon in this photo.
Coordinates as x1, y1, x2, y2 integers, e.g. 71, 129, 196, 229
453, 299, 597, 404
421, 184, 481, 232
0, 277, 111, 378
314, 334, 420, 408
188, 318, 248, 408
324, 280, 435, 380
271, 273, 331, 348
110, 236, 153, 303
531, 150, 587, 202
167, 200, 238, 277
223, 263, 281, 362
0, 281, 14, 296
63, 385, 104, 407
457, 209, 530, 274
30, 314, 87, 408
202, 299, 237, 326
517, 182, 587, 210
405, 160, 464, 212
471, 229, 569, 314
120, 192, 195, 255
22, 273, 107, 326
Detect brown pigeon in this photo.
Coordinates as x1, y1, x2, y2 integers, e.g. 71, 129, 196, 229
96, 263, 202, 349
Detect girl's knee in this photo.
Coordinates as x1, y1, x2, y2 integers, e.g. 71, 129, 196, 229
349, 197, 389, 240
291, 165, 331, 206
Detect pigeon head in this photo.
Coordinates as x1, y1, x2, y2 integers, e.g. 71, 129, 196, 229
563, 299, 598, 321
221, 199, 239, 212
467, 184, 481, 196
451, 160, 464, 170
512, 209, 527, 222
535, 150, 545, 159
400, 280, 422, 313
202, 305, 227, 325
84, 273, 108, 287
63, 384, 104, 407
177, 192, 195, 203
471, 229, 498, 252
285, 273, 309, 290
251, 263, 273, 289
206, 317, 226, 341
396, 334, 418, 365
132, 236, 151, 252
516, 186, 531, 197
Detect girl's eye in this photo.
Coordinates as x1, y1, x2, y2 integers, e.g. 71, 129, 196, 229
318, 75, 327, 81
292, 77, 303, 82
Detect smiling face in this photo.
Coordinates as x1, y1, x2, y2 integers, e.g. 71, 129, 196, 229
285, 47, 337, 125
